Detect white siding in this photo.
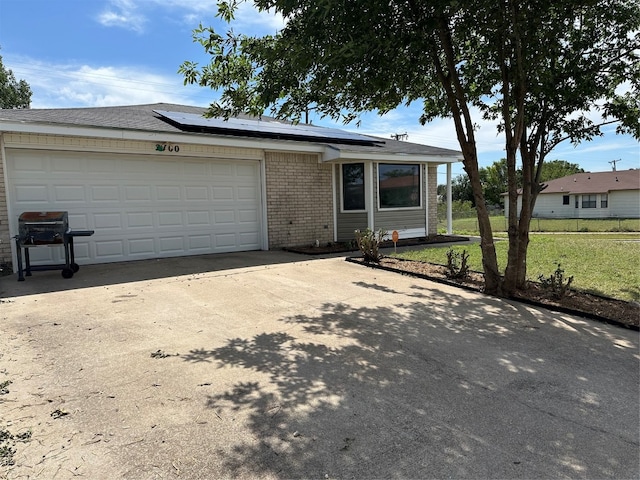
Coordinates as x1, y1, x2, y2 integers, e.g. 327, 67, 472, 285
506, 190, 640, 219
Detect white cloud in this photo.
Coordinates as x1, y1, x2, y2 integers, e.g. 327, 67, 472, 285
6, 56, 212, 109
95, 0, 283, 33
97, 0, 147, 33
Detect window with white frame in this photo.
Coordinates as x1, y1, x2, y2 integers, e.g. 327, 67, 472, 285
601, 194, 608, 208
378, 164, 421, 209
342, 163, 365, 211
562, 195, 570, 205
582, 194, 597, 208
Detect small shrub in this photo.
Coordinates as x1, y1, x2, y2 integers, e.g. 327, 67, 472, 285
355, 228, 387, 263
538, 263, 573, 299
446, 248, 470, 280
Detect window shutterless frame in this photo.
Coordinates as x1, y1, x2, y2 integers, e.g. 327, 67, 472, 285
377, 163, 422, 210
341, 163, 366, 212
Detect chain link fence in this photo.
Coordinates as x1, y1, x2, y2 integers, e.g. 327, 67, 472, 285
437, 204, 640, 234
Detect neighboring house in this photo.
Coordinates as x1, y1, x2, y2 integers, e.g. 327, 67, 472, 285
0, 103, 461, 270
504, 169, 640, 218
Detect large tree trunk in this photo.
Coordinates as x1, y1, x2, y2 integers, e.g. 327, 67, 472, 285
462, 151, 502, 296
502, 146, 520, 297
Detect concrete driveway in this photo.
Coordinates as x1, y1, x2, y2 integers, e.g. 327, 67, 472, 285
1, 251, 638, 479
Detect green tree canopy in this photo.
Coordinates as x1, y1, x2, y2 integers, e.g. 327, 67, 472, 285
538, 160, 584, 183
0, 53, 31, 109
442, 159, 583, 207
181, 0, 639, 296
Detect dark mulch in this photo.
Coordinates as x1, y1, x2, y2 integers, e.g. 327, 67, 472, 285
284, 235, 469, 255
348, 256, 639, 331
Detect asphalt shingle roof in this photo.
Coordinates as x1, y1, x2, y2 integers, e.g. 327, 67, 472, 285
0, 103, 461, 157
541, 169, 640, 194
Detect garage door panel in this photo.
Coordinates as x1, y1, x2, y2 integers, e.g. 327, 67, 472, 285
238, 232, 259, 247
187, 211, 211, 226
94, 213, 123, 229
214, 210, 235, 224
14, 185, 49, 202
72, 243, 91, 261
126, 212, 154, 228
238, 209, 258, 223
156, 185, 181, 201
51, 156, 83, 172
54, 185, 86, 202
129, 238, 155, 255
91, 185, 120, 202
69, 213, 90, 229
188, 235, 212, 250
212, 186, 234, 200
185, 186, 209, 200
95, 240, 125, 258
125, 186, 152, 201
8, 150, 263, 265
159, 236, 185, 253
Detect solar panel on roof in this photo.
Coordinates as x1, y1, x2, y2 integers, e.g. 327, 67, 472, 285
154, 110, 383, 146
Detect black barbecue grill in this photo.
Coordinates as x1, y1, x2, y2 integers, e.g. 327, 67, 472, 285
15, 211, 95, 281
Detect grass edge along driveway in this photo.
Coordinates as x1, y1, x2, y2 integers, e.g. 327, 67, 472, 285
395, 233, 640, 302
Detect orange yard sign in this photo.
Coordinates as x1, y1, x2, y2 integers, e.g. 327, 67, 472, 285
392, 230, 399, 243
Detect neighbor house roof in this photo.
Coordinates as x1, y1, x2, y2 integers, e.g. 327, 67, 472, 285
0, 103, 462, 163
539, 169, 640, 195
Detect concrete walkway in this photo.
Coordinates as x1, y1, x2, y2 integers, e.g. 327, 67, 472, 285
0, 251, 638, 479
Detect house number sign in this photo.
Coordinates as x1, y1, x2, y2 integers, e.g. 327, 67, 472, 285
155, 143, 180, 152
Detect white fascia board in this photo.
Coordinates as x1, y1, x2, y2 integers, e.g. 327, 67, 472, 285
322, 147, 462, 164
0, 121, 326, 154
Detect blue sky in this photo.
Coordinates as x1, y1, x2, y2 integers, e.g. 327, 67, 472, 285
1, 0, 638, 184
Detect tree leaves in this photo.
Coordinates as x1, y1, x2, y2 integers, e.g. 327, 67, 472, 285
0, 52, 32, 109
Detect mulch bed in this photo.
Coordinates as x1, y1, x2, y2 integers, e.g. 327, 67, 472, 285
284, 235, 469, 255
347, 256, 639, 331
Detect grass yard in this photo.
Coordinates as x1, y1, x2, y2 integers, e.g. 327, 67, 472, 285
395, 233, 640, 302
439, 216, 640, 234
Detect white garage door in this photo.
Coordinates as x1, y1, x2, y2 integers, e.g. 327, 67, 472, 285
7, 149, 263, 265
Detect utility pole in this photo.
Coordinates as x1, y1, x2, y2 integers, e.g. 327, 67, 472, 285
609, 159, 622, 171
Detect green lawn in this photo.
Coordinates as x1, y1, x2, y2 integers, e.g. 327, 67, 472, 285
438, 216, 640, 234
395, 233, 640, 302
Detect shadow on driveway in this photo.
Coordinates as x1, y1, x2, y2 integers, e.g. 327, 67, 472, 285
178, 282, 639, 479
0, 250, 333, 298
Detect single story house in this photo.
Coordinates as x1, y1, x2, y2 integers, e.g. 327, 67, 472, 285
504, 169, 640, 218
0, 103, 461, 270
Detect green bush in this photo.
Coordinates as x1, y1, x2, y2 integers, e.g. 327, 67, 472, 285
446, 248, 470, 279
355, 228, 387, 263
538, 263, 573, 299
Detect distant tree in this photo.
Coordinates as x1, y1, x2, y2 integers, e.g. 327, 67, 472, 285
538, 160, 583, 183
451, 174, 474, 205
0, 52, 31, 109
482, 159, 512, 207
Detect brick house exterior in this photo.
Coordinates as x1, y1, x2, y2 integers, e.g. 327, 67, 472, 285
0, 104, 461, 271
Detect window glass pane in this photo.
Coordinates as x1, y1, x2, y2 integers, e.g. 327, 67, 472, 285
582, 194, 596, 208
378, 164, 420, 209
342, 163, 365, 210
601, 194, 608, 208
562, 195, 570, 205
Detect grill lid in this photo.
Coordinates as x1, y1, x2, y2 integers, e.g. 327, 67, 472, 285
18, 211, 69, 245
19, 211, 68, 223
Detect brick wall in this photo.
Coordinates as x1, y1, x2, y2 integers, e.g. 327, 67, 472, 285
265, 152, 334, 248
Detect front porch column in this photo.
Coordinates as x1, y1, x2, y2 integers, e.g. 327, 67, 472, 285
446, 163, 453, 235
